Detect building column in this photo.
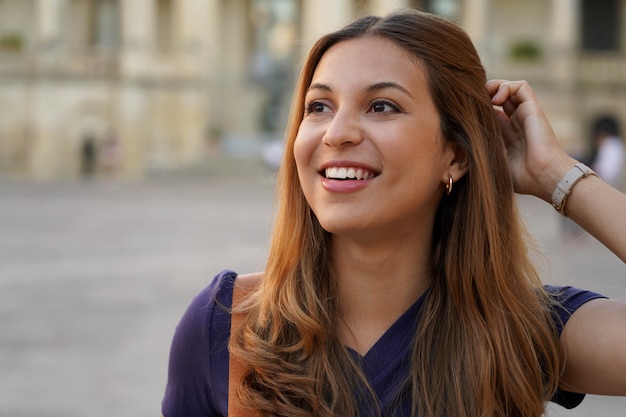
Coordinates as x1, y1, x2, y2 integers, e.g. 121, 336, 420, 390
117, 0, 157, 178
367, 0, 411, 15
460, 0, 491, 65
175, 0, 218, 76
204, 0, 222, 154
301, 0, 354, 50
549, 0, 579, 83
547, 0, 582, 153
169, 0, 216, 165
36, 0, 64, 48
28, 0, 69, 180
120, 0, 156, 77
205, 0, 222, 83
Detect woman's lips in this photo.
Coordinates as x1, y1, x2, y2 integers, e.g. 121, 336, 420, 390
319, 165, 379, 193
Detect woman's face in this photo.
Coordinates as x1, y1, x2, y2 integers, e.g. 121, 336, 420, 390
294, 37, 459, 241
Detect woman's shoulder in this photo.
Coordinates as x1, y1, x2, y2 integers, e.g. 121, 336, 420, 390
162, 269, 262, 416
543, 284, 607, 335
181, 269, 264, 321
544, 284, 607, 309
198, 269, 238, 308
166, 270, 240, 354
232, 271, 263, 298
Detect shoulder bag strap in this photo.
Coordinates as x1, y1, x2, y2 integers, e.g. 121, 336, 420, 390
228, 273, 262, 417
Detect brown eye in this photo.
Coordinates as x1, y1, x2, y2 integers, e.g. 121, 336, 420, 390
369, 100, 400, 113
306, 101, 331, 115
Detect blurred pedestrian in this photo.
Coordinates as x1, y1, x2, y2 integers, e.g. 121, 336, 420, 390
590, 117, 624, 189
101, 134, 120, 179
163, 10, 626, 417
80, 136, 97, 178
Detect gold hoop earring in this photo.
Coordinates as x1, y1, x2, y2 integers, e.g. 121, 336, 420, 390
445, 175, 453, 195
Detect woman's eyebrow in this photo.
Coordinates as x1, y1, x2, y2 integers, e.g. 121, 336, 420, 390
306, 81, 413, 99
307, 82, 331, 92
365, 81, 414, 99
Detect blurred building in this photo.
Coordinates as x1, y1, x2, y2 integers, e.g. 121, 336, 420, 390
476, 0, 626, 182
0, 0, 218, 180
0, 0, 624, 181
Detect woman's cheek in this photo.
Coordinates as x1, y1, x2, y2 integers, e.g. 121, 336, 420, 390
293, 126, 317, 169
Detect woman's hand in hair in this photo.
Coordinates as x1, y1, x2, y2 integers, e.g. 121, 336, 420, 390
488, 79, 626, 263
486, 79, 576, 202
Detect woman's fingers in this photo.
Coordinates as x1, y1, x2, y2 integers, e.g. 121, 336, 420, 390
487, 79, 518, 105
488, 80, 534, 116
487, 79, 570, 197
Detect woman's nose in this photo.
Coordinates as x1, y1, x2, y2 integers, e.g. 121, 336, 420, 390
321, 110, 364, 148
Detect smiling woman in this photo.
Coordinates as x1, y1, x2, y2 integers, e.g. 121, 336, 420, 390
162, 9, 626, 417
294, 36, 461, 244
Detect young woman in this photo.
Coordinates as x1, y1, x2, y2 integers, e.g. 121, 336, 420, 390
162, 10, 626, 417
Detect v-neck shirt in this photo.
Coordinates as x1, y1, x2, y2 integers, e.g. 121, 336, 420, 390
162, 270, 606, 417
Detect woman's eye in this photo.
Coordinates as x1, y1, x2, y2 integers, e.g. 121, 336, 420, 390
305, 101, 331, 115
369, 100, 399, 113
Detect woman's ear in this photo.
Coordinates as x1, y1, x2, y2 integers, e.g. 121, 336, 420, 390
444, 140, 470, 182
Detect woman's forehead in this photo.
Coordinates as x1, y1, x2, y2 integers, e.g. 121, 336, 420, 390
309, 37, 427, 91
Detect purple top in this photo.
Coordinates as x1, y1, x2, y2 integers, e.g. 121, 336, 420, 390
162, 270, 606, 416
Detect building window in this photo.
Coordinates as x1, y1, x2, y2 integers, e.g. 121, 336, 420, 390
92, 0, 119, 49
581, 0, 620, 51
63, 0, 119, 52
156, 0, 173, 53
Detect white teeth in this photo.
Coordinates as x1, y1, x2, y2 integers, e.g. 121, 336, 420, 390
325, 167, 374, 180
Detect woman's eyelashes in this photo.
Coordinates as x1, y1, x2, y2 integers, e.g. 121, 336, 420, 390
368, 99, 401, 114
305, 100, 332, 115
304, 99, 402, 116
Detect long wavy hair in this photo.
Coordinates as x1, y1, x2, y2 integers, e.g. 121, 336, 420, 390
230, 10, 562, 417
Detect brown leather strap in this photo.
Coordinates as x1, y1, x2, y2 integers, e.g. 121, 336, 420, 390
228, 273, 262, 417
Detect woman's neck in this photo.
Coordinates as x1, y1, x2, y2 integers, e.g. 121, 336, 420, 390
330, 234, 433, 355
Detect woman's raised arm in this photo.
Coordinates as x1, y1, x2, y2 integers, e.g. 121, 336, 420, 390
488, 79, 626, 396
487, 79, 626, 263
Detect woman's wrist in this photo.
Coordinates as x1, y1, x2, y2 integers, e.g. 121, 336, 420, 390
532, 154, 578, 204
551, 163, 598, 216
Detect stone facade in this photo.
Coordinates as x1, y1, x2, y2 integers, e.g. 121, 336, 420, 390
474, 0, 626, 177
0, 0, 624, 182
0, 0, 215, 180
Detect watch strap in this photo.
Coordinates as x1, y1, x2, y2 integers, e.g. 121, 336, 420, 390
551, 162, 596, 216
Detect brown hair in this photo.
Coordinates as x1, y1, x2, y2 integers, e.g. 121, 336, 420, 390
230, 9, 562, 417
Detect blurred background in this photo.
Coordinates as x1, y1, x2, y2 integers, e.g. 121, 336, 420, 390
0, 0, 625, 416
0, 0, 624, 183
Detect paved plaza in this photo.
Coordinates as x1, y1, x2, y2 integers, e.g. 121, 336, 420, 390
0, 171, 624, 417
